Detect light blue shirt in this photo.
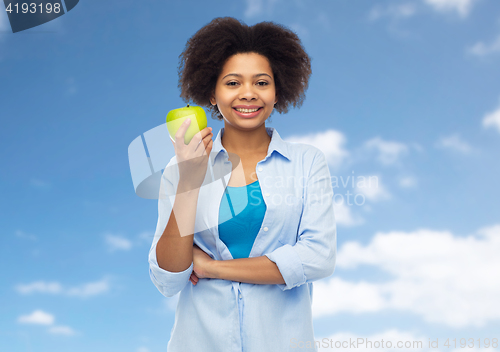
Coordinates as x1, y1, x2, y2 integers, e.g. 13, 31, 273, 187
149, 126, 337, 352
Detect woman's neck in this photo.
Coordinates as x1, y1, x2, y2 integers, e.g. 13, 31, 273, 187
221, 124, 271, 156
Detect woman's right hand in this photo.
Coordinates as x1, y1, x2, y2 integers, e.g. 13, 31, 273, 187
171, 118, 213, 192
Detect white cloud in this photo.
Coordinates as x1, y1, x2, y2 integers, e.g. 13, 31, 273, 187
398, 176, 417, 188
369, 0, 477, 25
482, 105, 500, 133
66, 278, 110, 298
244, 0, 280, 18
468, 34, 500, 56
355, 175, 390, 202
313, 224, 500, 328
48, 325, 77, 336
288, 23, 309, 41
330, 173, 387, 226
369, 3, 417, 21
313, 277, 386, 315
411, 142, 424, 152
316, 13, 331, 32
329, 172, 390, 227
17, 310, 54, 325
16, 281, 62, 294
333, 202, 364, 227
364, 137, 408, 165
285, 129, 349, 169
105, 234, 132, 252
30, 178, 51, 189
435, 134, 473, 154
65, 77, 77, 96
16, 278, 110, 298
138, 231, 154, 244
423, 0, 478, 17
17, 310, 77, 336
15, 230, 37, 241
317, 330, 427, 351
244, 0, 263, 18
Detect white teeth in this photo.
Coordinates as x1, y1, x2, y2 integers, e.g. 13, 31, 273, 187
235, 108, 259, 113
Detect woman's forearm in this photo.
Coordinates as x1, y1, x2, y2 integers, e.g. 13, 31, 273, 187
156, 183, 200, 273
210, 256, 285, 285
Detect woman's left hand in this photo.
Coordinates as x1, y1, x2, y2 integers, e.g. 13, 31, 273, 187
191, 245, 215, 285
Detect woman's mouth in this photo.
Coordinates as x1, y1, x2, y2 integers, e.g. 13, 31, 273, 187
233, 107, 262, 118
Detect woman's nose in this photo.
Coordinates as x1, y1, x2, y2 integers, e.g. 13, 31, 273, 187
239, 83, 257, 100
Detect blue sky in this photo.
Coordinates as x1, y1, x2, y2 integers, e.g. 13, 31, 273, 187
1, 0, 500, 351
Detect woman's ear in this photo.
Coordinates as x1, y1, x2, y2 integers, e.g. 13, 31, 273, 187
210, 93, 216, 106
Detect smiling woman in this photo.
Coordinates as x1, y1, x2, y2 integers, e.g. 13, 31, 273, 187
178, 17, 312, 121
212, 53, 277, 123
148, 16, 336, 352
209, 52, 278, 159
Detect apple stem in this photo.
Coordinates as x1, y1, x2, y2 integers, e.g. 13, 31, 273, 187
187, 104, 190, 108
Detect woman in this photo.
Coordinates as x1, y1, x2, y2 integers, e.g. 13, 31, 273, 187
149, 17, 336, 352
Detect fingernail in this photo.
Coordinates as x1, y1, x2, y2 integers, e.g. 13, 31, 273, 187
185, 118, 191, 124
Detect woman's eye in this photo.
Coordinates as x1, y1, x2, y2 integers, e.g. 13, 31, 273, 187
225, 81, 268, 86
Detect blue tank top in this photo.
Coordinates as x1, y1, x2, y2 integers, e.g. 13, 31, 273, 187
218, 180, 266, 259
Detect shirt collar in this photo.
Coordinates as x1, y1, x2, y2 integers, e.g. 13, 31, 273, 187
211, 126, 291, 166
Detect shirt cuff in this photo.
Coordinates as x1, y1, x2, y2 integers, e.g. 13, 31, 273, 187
149, 259, 193, 297
265, 244, 306, 291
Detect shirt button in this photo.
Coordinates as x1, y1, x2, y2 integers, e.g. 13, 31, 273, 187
239, 293, 242, 299
263, 227, 269, 232
258, 167, 263, 172
265, 193, 270, 197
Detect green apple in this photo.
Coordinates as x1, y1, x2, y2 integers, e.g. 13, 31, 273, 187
166, 105, 208, 145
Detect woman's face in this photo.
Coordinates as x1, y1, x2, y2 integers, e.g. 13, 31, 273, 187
210, 52, 277, 131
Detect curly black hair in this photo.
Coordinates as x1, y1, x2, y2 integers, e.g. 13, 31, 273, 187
178, 17, 312, 121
